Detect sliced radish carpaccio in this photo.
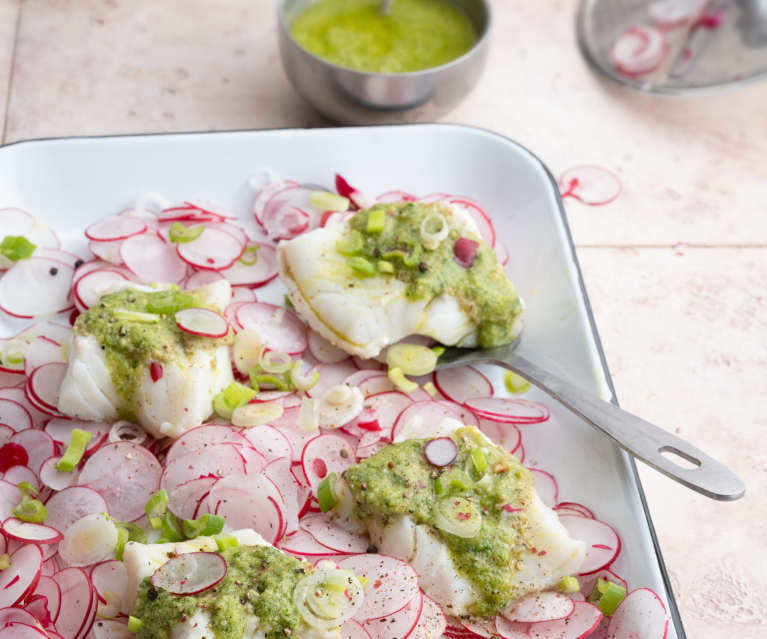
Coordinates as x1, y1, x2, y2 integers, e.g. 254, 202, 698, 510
23, 336, 65, 377
528, 469, 559, 508
44, 486, 109, 536
478, 419, 522, 454
252, 177, 298, 226
9, 429, 56, 475
176, 227, 245, 271
90, 560, 129, 618
0, 398, 34, 431
376, 190, 417, 203
164, 423, 248, 465
503, 591, 575, 623
409, 594, 446, 639
236, 302, 307, 355
306, 360, 359, 399
342, 619, 373, 639
161, 444, 246, 493
607, 588, 669, 639
3, 465, 39, 490
363, 591, 423, 639
464, 397, 550, 425
527, 601, 603, 639
554, 502, 595, 519
53, 567, 97, 639
391, 400, 466, 440
558, 166, 623, 206
32, 574, 62, 622
84, 216, 147, 242
301, 515, 368, 553
449, 198, 496, 248
264, 457, 302, 535
175, 308, 229, 338
558, 515, 621, 575
335, 174, 374, 210
0, 543, 43, 607
151, 551, 227, 596
278, 528, 345, 558
494, 615, 529, 639
0, 258, 74, 319
1, 517, 62, 545
27, 362, 67, 413
610, 26, 668, 76
423, 437, 458, 467
244, 425, 293, 461
39, 456, 79, 491
73, 269, 131, 310
219, 242, 278, 287
120, 233, 187, 284
301, 434, 355, 491
307, 329, 349, 364
433, 365, 493, 404
167, 476, 219, 520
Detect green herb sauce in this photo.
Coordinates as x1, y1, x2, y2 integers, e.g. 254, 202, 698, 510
290, 0, 478, 73
344, 427, 535, 618
347, 202, 523, 348
133, 545, 308, 639
73, 288, 232, 420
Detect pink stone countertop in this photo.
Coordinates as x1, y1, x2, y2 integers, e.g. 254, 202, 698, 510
0, 1, 765, 636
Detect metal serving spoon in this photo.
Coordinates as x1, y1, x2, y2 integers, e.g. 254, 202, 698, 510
435, 341, 745, 501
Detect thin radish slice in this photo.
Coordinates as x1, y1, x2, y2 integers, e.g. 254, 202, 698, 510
23, 336, 65, 377
33, 576, 62, 622
354, 391, 413, 438
376, 190, 417, 203
252, 177, 299, 225
2, 518, 63, 544
43, 486, 108, 535
39, 457, 79, 491
165, 424, 249, 465
449, 198, 495, 248
0, 259, 74, 319
185, 269, 224, 289
151, 552, 227, 596
167, 476, 218, 520
432, 366, 494, 404
363, 591, 423, 639
78, 442, 162, 522
58, 513, 118, 567
0, 623, 49, 638
463, 397, 550, 425
308, 329, 349, 364
578, 569, 628, 598
335, 175, 374, 210
44, 419, 109, 453
355, 432, 389, 459
219, 242, 278, 287
301, 435, 355, 491
9, 430, 56, 476
494, 616, 529, 639
279, 528, 346, 558
90, 560, 128, 619
73, 269, 130, 309
527, 601, 603, 639
461, 618, 495, 637
161, 444, 246, 493
261, 185, 320, 240
649, 0, 705, 28
53, 567, 96, 639
2, 465, 37, 491
558, 516, 622, 575
230, 286, 257, 303
120, 233, 187, 283
89, 239, 124, 265
391, 400, 466, 441
236, 302, 307, 355
0, 544, 43, 607
343, 619, 373, 639
352, 356, 383, 371
610, 26, 668, 76
85, 216, 147, 242
338, 554, 420, 621
264, 457, 302, 535
175, 308, 229, 338
529, 469, 559, 508
558, 166, 623, 207
478, 419, 521, 453
27, 362, 66, 412
90, 619, 133, 639
0, 399, 33, 432
0, 607, 42, 629
0, 208, 35, 238
306, 360, 360, 399
424, 437, 458, 467
503, 592, 575, 623
409, 595, 446, 639
607, 588, 669, 639
554, 502, 595, 519
301, 515, 369, 553
356, 374, 396, 397
495, 240, 509, 267
243, 425, 294, 461
176, 227, 245, 271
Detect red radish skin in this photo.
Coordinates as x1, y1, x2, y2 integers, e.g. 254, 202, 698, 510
424, 437, 458, 467
503, 591, 575, 624
175, 308, 229, 338
453, 237, 479, 268
0, 442, 29, 472
558, 515, 622, 575
150, 361, 163, 382
607, 588, 669, 639
527, 601, 603, 639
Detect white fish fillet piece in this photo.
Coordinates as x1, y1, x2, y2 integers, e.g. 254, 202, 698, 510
278, 205, 488, 358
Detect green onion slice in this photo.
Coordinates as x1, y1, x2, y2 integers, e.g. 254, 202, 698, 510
317, 473, 339, 512
0, 235, 36, 262
182, 513, 225, 539
56, 428, 93, 472
168, 221, 204, 243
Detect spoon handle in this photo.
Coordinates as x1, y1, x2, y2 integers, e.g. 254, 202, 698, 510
442, 350, 745, 501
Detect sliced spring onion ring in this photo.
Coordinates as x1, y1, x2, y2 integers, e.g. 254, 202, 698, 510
220, 381, 257, 410
13, 497, 47, 523
290, 361, 320, 391
233, 329, 264, 375
377, 260, 394, 274
109, 420, 148, 445
558, 576, 580, 593
433, 496, 482, 538
504, 370, 531, 394
128, 617, 143, 633
293, 566, 363, 630
324, 384, 352, 407
590, 578, 627, 615
251, 372, 290, 392
387, 343, 438, 376
317, 473, 338, 512
161, 511, 184, 542
470, 448, 488, 475
420, 212, 448, 250
145, 290, 196, 315
113, 309, 162, 323
56, 428, 93, 472
310, 191, 349, 212
366, 208, 386, 234
145, 489, 169, 529
299, 397, 318, 432
336, 230, 363, 256
0, 235, 36, 262
182, 513, 225, 539
388, 366, 418, 393
231, 401, 284, 428
214, 534, 239, 551
347, 256, 376, 276
423, 381, 438, 397
168, 221, 204, 243
260, 350, 292, 374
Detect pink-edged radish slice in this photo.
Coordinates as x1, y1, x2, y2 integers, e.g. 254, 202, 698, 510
161, 443, 246, 493
230, 286, 257, 303
376, 190, 417, 203
164, 423, 249, 465
364, 591, 423, 639
554, 502, 595, 519
53, 567, 97, 639
352, 356, 384, 371
0, 608, 45, 629
78, 442, 162, 522
219, 242, 278, 287
338, 554, 420, 622
0, 623, 49, 638
409, 594, 446, 639
2, 518, 63, 544
43, 486, 109, 535
355, 391, 413, 438
90, 560, 128, 619
88, 619, 132, 639
174, 308, 229, 338
0, 398, 33, 432
356, 374, 397, 397
121, 233, 187, 283
461, 618, 495, 637
301, 434, 356, 491
89, 239, 124, 265
243, 425, 294, 461
167, 476, 218, 520
355, 431, 389, 460
306, 360, 360, 399
235, 302, 307, 355
335, 175, 374, 211
279, 528, 346, 558
503, 591, 575, 624
23, 336, 65, 377
0, 258, 74, 319
264, 457, 302, 535
9, 429, 56, 476
185, 269, 225, 289
606, 588, 669, 639
527, 601, 603, 639
391, 400, 466, 441
307, 329, 349, 364
494, 616, 529, 638
39, 456, 80, 491
252, 177, 299, 225
610, 26, 668, 76
463, 397, 550, 425
343, 369, 385, 389
44, 419, 109, 453
529, 469, 559, 508
558, 166, 623, 207
577, 568, 628, 598
2, 465, 38, 490
85, 216, 147, 242
478, 419, 521, 454
342, 619, 373, 639
649, 0, 704, 29
27, 362, 66, 412
32, 575, 62, 622
558, 515, 622, 575
0, 543, 43, 607
73, 269, 131, 309
58, 513, 118, 567
423, 437, 458, 467
176, 227, 245, 271
449, 198, 496, 248
432, 366, 494, 404
495, 240, 509, 267
301, 515, 369, 554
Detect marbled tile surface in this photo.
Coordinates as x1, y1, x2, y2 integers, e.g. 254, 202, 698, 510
1, 1, 766, 637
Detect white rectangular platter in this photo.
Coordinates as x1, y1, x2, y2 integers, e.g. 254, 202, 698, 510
0, 124, 684, 638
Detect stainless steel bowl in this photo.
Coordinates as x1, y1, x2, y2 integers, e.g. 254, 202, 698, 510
278, 0, 491, 124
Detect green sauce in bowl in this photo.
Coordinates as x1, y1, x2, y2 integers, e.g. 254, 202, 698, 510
290, 0, 478, 73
